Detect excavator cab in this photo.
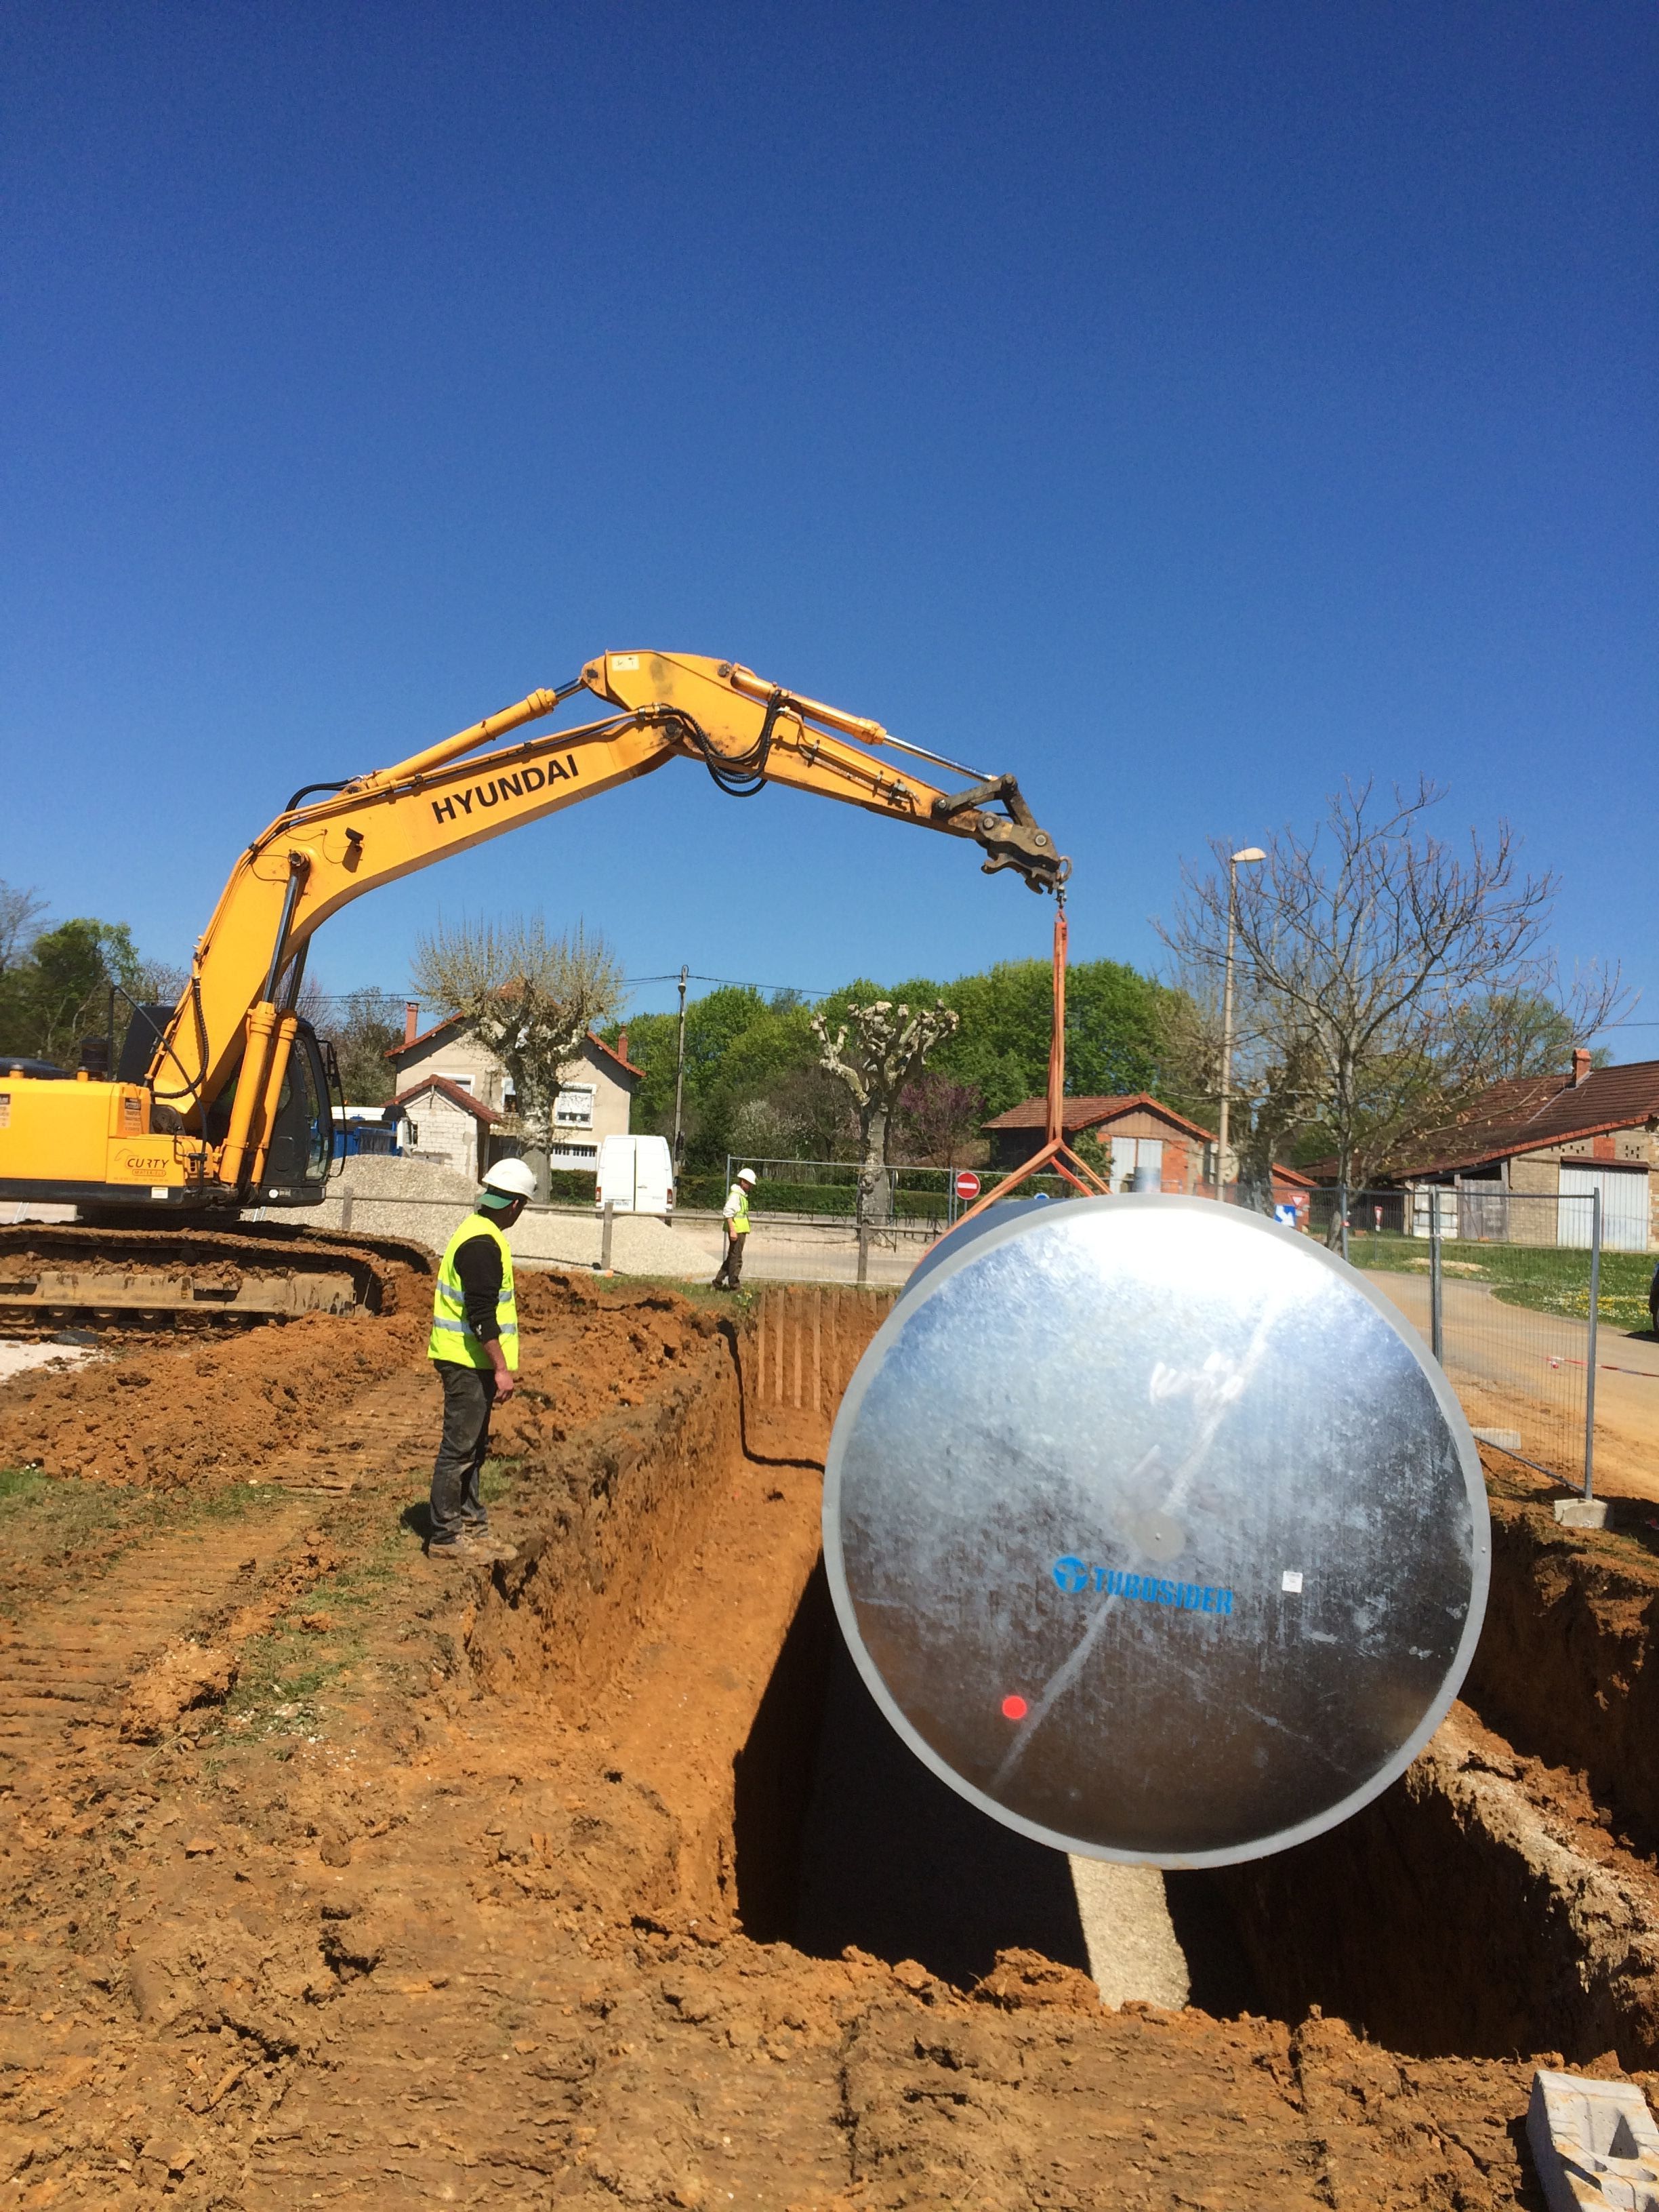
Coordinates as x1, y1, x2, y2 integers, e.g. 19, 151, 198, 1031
262, 1022, 340, 1202
117, 1006, 340, 1208
197, 1019, 340, 1206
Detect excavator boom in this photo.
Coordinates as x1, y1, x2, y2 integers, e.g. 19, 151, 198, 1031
0, 650, 1067, 1313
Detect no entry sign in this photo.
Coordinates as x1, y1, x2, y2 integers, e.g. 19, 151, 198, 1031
954, 1170, 982, 1201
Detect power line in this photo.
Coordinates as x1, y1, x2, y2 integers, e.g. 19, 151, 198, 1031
626, 972, 834, 999
303, 972, 837, 1006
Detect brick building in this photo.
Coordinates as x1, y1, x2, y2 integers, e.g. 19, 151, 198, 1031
982, 1093, 1218, 1193
1338, 1052, 1659, 1252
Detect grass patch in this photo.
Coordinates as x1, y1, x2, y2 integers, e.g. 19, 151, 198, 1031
0, 1467, 171, 1615
220, 1524, 405, 1743
194, 1481, 298, 1524
478, 1454, 530, 1508
1351, 1234, 1656, 1333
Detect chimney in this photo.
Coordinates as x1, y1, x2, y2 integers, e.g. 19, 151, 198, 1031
1572, 1047, 1592, 1087
617, 1028, 629, 1066
404, 1002, 419, 1048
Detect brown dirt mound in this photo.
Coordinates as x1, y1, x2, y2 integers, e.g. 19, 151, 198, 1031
0, 1306, 426, 1486
13, 1271, 1652, 2206
119, 1640, 237, 1741
0, 1267, 718, 1494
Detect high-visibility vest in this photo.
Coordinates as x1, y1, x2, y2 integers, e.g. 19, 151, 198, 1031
428, 1212, 519, 1371
726, 1185, 752, 1236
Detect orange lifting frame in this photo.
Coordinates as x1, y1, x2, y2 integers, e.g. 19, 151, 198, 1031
952, 901, 1110, 1231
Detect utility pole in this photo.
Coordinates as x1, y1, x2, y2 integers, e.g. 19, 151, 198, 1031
1216, 847, 1265, 1203
671, 964, 689, 1167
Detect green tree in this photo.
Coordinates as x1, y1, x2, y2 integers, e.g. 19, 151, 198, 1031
0, 918, 141, 1063
318, 989, 405, 1105
600, 952, 1181, 1174
917, 957, 1173, 1115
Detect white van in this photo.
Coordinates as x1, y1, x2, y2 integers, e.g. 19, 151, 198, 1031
595, 1134, 675, 1220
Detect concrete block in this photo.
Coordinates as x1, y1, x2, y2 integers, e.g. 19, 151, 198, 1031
1527, 2068, 1659, 2209
1067, 1859, 1190, 2011
1554, 1499, 1611, 1530
1473, 1427, 1523, 1452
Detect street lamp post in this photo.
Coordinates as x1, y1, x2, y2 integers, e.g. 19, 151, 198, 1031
1216, 846, 1266, 1203
671, 964, 689, 1167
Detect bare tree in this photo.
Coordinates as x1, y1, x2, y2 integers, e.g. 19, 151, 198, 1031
812, 998, 960, 1227
0, 882, 47, 981
411, 916, 626, 1170
1160, 781, 1623, 1210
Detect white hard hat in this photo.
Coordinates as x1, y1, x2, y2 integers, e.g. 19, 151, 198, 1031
737, 1167, 757, 1185
481, 1158, 538, 1200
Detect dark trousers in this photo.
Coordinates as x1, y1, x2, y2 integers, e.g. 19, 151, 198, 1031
712, 1230, 747, 1290
430, 1361, 497, 1546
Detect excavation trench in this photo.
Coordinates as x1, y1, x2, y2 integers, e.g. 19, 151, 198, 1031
468, 1286, 1659, 2073
726, 1549, 1659, 2066
24, 1273, 1656, 2206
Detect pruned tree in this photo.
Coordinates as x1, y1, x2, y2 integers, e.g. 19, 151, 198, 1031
411, 915, 625, 1170
812, 998, 960, 1226
1160, 780, 1624, 1217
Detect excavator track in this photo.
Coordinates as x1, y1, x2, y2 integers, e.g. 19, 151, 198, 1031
0, 1221, 434, 1332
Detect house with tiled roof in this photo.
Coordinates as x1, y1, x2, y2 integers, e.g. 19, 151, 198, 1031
1330, 1051, 1659, 1252
981, 1091, 1315, 1212
387, 1004, 642, 1180
983, 1092, 1216, 1194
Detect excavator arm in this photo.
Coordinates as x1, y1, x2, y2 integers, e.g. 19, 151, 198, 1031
1, 652, 1066, 1214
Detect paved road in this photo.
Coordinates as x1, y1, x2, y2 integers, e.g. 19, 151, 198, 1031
1366, 1270, 1658, 1497
658, 1215, 928, 1290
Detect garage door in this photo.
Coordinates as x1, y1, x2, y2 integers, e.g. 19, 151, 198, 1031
1559, 1164, 1651, 1252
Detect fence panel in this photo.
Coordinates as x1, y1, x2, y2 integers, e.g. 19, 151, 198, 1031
1308, 1187, 1612, 1489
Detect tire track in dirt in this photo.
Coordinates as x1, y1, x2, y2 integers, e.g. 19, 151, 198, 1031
0, 1504, 318, 1787
252, 1366, 434, 1495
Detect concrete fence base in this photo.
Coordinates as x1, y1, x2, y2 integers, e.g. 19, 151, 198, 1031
308, 1162, 935, 1288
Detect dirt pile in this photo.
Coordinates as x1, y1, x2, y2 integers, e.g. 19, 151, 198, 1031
119, 1640, 238, 1740
0, 1267, 718, 1496
0, 1307, 426, 1487
5, 1267, 1659, 2206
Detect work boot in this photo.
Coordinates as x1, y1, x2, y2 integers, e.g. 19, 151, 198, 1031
467, 1534, 518, 1564
429, 1535, 490, 1564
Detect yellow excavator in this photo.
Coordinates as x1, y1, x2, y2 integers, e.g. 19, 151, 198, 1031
0, 652, 1066, 1324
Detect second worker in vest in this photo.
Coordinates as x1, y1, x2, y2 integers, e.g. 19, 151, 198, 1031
712, 1166, 756, 1291
427, 1156, 537, 1562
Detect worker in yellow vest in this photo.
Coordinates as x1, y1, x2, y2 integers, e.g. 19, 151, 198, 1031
712, 1165, 757, 1291
427, 1156, 537, 1561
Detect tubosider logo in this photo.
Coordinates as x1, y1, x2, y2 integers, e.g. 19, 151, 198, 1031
1052, 1556, 1234, 1616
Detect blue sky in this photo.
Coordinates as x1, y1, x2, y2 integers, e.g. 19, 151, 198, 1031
2, 3, 1654, 1044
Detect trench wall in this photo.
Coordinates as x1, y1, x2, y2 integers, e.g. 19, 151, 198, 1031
1202, 1492, 1659, 2068
467, 1284, 895, 1700
1203, 1704, 1659, 2067
735, 1284, 897, 1463
1463, 1490, 1659, 1853
468, 1320, 743, 1700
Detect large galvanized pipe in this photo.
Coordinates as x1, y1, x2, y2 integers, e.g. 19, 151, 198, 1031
823, 1195, 1488, 1869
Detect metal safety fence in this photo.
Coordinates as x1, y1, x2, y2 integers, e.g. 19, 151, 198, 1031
1306, 1187, 1617, 1495
717, 1156, 1071, 1231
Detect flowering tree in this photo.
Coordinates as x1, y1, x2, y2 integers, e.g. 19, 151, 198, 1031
893, 1072, 985, 1168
